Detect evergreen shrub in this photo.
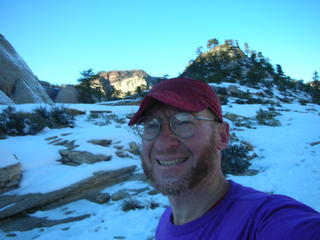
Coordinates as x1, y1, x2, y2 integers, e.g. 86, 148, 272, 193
255, 108, 281, 126
0, 105, 75, 136
146, 200, 160, 209
49, 105, 75, 128
299, 99, 308, 105
86, 112, 127, 126
121, 198, 144, 212
221, 143, 252, 175
221, 133, 256, 175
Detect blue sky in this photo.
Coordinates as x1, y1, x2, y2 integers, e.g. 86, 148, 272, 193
1, 0, 319, 85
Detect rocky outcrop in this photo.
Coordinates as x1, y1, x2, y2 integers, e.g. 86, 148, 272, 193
226, 85, 244, 96
0, 90, 14, 105
87, 139, 112, 147
0, 166, 136, 219
205, 43, 245, 59
58, 149, 112, 165
0, 34, 52, 104
90, 76, 115, 100
0, 150, 22, 194
55, 85, 79, 103
98, 70, 150, 97
128, 141, 140, 155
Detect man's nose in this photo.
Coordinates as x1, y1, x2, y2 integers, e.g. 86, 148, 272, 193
154, 122, 180, 151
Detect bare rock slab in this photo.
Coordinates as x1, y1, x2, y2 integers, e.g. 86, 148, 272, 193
0, 166, 136, 220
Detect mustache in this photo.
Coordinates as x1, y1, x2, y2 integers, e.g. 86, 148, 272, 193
150, 149, 191, 157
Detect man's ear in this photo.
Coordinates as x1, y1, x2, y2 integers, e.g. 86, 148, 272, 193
216, 122, 229, 151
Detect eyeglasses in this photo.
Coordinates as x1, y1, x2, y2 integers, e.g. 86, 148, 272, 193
136, 112, 217, 141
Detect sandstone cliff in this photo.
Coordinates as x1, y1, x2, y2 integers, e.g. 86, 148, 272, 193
98, 70, 150, 97
0, 34, 52, 104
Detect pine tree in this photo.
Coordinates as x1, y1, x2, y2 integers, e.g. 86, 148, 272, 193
311, 71, 320, 93
207, 38, 219, 49
76, 69, 106, 103
274, 64, 288, 99
224, 39, 234, 46
275, 64, 285, 78
310, 72, 320, 104
196, 46, 203, 55
244, 43, 250, 56
78, 69, 96, 82
312, 71, 319, 82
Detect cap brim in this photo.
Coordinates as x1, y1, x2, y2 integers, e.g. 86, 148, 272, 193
128, 92, 206, 126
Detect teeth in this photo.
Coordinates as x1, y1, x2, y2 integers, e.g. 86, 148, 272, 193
158, 158, 187, 166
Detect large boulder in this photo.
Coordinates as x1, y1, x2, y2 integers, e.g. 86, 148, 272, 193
0, 34, 52, 104
0, 90, 14, 105
0, 149, 22, 194
98, 70, 150, 97
39, 80, 61, 101
55, 85, 79, 103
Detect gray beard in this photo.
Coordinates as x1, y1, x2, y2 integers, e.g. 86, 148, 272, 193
142, 135, 217, 196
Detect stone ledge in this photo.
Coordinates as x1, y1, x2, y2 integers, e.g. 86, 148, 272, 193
0, 166, 136, 220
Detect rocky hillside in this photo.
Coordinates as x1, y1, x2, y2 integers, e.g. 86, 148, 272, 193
182, 40, 320, 105
0, 35, 52, 104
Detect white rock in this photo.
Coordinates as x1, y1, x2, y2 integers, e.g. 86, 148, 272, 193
0, 34, 52, 104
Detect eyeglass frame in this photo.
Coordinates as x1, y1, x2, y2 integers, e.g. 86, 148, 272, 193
135, 112, 220, 141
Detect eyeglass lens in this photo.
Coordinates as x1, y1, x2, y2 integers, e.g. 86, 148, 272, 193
137, 113, 196, 140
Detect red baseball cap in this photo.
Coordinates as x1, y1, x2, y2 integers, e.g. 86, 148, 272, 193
128, 78, 223, 126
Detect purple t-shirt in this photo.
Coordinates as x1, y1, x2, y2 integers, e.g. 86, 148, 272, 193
156, 180, 320, 240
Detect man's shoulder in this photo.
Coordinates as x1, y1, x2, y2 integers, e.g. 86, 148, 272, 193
227, 180, 319, 215
226, 180, 274, 205
155, 182, 320, 239
227, 181, 320, 239
228, 180, 318, 211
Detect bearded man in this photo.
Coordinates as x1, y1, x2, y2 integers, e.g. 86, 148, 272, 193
128, 78, 320, 240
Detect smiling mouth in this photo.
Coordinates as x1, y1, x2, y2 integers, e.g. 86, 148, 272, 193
157, 158, 188, 166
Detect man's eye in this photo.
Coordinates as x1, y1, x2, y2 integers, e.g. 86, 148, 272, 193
175, 120, 195, 127
145, 123, 159, 129
179, 120, 194, 125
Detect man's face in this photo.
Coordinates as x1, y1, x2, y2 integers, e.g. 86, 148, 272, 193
140, 105, 222, 195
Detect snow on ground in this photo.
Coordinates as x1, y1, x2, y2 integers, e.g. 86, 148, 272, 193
0, 104, 141, 195
0, 101, 320, 240
0, 149, 19, 168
